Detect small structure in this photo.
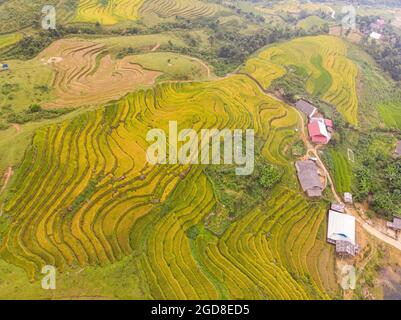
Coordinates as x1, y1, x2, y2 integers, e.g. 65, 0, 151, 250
308, 118, 333, 145
387, 217, 401, 231
331, 203, 345, 213
295, 99, 317, 118
1, 63, 9, 71
344, 192, 353, 204
371, 19, 386, 31
295, 160, 324, 197
370, 31, 382, 40
327, 210, 358, 257
395, 140, 401, 158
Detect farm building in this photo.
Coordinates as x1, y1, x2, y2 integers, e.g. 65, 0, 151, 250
331, 203, 345, 213
295, 160, 324, 197
327, 210, 358, 257
1, 63, 9, 71
395, 140, 401, 158
295, 99, 317, 118
387, 217, 401, 231
370, 31, 382, 40
344, 192, 353, 204
308, 117, 333, 144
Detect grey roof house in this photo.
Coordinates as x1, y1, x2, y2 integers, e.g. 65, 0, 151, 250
295, 100, 317, 118
295, 160, 324, 197
387, 217, 401, 231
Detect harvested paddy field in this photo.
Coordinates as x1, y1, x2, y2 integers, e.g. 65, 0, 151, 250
39, 39, 162, 108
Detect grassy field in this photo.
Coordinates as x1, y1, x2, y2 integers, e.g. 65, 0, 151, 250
0, 59, 54, 113
242, 35, 360, 126
347, 43, 401, 130
378, 102, 401, 130
297, 16, 326, 31
128, 52, 211, 81
0, 71, 339, 299
74, 0, 144, 25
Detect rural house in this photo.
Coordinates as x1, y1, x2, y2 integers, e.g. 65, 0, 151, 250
327, 210, 359, 257
344, 192, 353, 204
387, 217, 401, 231
370, 31, 382, 40
295, 160, 324, 197
308, 118, 333, 144
295, 99, 317, 118
331, 203, 345, 213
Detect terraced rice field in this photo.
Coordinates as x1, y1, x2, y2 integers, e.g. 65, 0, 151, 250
0, 33, 21, 50
75, 0, 144, 25
243, 36, 359, 126
140, 0, 221, 19
0, 73, 338, 298
38, 39, 161, 108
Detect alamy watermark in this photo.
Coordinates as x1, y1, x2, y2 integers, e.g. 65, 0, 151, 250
146, 121, 255, 176
41, 265, 56, 290
42, 5, 56, 30
341, 5, 356, 33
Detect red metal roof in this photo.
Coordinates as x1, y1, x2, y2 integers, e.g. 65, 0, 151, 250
308, 122, 329, 144
325, 119, 333, 127
308, 122, 321, 137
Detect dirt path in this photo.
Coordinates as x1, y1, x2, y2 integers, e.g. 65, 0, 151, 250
151, 43, 161, 52
11, 123, 21, 134
189, 56, 211, 78
0, 166, 13, 195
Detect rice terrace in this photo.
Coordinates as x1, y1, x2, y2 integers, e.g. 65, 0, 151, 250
0, 0, 400, 305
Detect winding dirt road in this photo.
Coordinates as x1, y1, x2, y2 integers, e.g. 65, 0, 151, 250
0, 166, 13, 195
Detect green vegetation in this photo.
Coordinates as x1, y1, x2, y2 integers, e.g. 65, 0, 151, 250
352, 133, 401, 218
323, 148, 353, 194
297, 15, 327, 31
6, 104, 73, 125
205, 154, 281, 234
125, 52, 210, 81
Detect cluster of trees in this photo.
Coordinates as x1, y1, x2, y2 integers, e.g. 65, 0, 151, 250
358, 16, 401, 81
1, 29, 60, 60
205, 153, 282, 221
6, 104, 72, 125
161, 15, 329, 75
352, 133, 401, 218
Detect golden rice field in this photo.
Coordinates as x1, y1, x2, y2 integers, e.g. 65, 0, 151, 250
0, 74, 338, 299
0, 33, 22, 50
140, 0, 221, 19
243, 36, 359, 126
74, 0, 144, 25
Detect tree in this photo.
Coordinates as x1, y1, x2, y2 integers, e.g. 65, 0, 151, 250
29, 104, 42, 113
